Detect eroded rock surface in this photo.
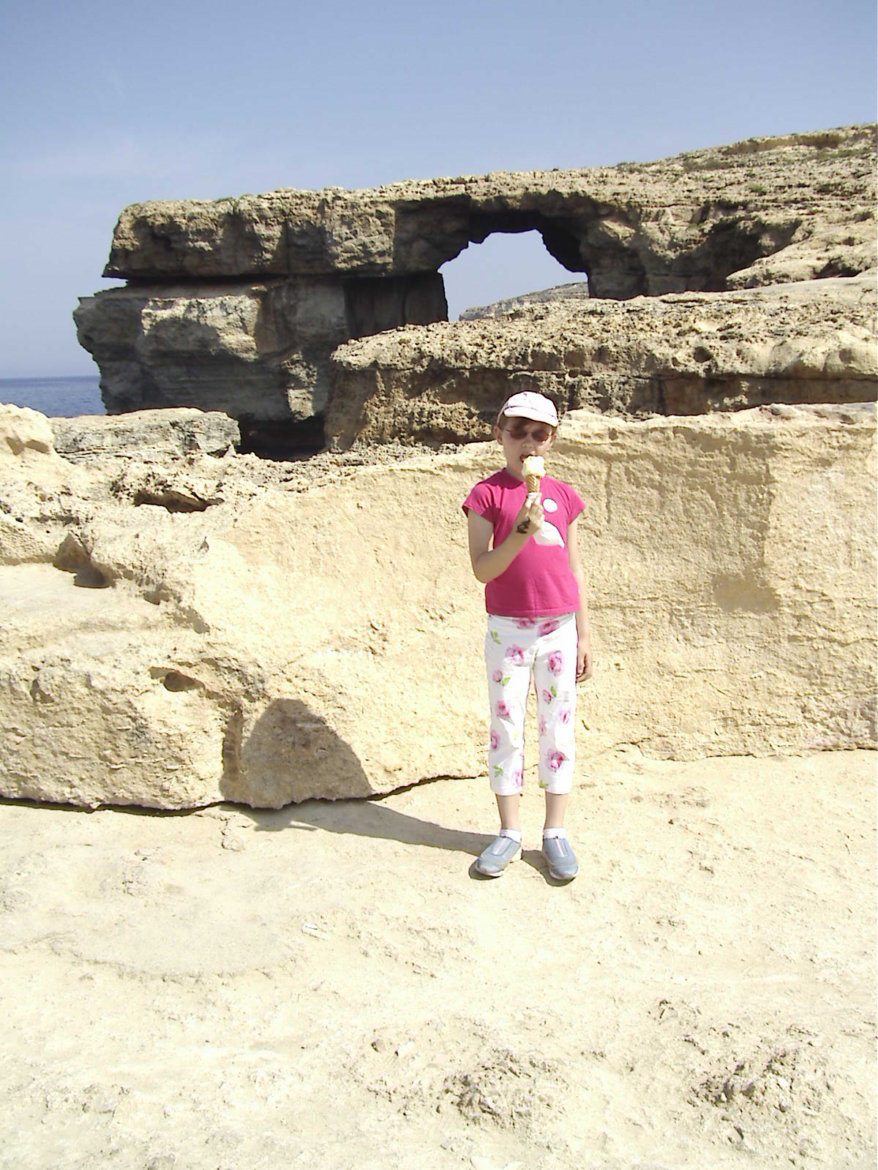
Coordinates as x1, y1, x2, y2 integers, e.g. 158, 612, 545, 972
101, 125, 876, 290
0, 403, 874, 810
52, 408, 239, 461
74, 126, 876, 449
327, 275, 877, 447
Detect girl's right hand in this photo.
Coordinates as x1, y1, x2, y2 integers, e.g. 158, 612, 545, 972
514, 493, 544, 536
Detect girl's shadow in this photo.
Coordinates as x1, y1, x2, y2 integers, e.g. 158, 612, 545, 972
227, 698, 552, 880
238, 801, 553, 881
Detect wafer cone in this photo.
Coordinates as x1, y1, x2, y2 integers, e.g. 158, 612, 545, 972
522, 455, 546, 495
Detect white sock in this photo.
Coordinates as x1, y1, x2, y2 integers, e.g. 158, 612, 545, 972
543, 827, 567, 840
499, 829, 522, 843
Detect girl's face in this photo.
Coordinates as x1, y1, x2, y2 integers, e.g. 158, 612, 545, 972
493, 415, 557, 479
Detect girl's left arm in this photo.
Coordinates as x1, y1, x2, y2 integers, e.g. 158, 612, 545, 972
567, 517, 593, 681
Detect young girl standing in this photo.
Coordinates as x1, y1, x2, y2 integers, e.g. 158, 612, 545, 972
462, 391, 592, 880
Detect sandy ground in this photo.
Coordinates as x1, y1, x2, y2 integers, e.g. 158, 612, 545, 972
0, 748, 874, 1170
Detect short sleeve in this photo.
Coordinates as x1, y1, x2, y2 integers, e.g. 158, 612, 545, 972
462, 480, 495, 522
566, 484, 586, 522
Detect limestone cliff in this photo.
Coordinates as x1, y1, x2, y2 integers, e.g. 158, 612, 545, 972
101, 125, 875, 291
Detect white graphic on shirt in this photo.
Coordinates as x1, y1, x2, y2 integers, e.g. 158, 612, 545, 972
534, 521, 565, 548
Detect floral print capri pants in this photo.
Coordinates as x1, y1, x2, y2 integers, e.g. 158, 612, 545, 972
485, 613, 577, 796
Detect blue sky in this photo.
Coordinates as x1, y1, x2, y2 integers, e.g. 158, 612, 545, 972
1, 0, 875, 376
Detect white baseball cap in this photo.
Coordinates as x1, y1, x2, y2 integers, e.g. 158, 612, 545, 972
500, 391, 559, 427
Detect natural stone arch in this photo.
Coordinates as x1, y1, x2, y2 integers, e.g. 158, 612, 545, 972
391, 199, 632, 298
417, 202, 802, 302
74, 126, 876, 454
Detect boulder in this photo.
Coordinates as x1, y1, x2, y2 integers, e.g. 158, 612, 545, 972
0, 405, 89, 565
0, 406, 56, 458
51, 408, 240, 461
0, 404, 874, 810
1, 568, 227, 808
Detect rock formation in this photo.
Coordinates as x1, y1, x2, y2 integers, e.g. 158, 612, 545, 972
459, 280, 590, 319
52, 408, 239, 461
74, 125, 876, 452
327, 275, 877, 447
0, 402, 874, 810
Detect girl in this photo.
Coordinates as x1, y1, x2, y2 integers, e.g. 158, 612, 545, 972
462, 390, 592, 880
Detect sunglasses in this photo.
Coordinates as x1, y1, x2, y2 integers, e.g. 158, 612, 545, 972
503, 423, 553, 443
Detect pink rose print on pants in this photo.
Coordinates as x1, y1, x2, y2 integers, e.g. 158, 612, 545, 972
490, 729, 500, 750
539, 619, 559, 636
558, 707, 571, 725
496, 700, 510, 719
514, 769, 524, 789
548, 751, 567, 772
541, 689, 554, 704
548, 650, 564, 675
505, 644, 525, 666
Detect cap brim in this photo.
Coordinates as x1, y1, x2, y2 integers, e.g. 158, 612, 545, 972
502, 407, 558, 426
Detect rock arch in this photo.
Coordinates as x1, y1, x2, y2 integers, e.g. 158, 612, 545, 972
74, 125, 876, 453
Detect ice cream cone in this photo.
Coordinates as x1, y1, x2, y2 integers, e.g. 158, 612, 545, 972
522, 455, 546, 495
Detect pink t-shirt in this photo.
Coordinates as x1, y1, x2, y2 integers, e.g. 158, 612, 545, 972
462, 469, 585, 617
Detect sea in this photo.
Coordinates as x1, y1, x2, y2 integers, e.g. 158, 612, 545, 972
0, 375, 105, 418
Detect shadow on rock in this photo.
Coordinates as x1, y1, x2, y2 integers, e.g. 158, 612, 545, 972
222, 697, 376, 806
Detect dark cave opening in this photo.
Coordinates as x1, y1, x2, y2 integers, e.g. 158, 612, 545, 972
237, 413, 326, 461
